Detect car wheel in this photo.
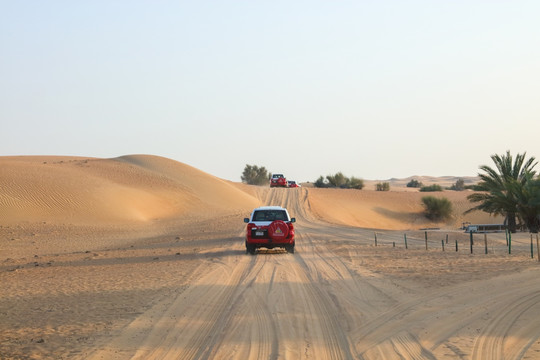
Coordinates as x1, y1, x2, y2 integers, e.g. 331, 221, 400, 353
286, 244, 295, 254
247, 244, 256, 255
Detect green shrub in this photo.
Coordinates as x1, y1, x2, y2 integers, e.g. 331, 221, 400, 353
420, 184, 443, 192
407, 179, 423, 188
326, 172, 348, 188
376, 182, 390, 191
241, 164, 270, 185
449, 178, 465, 191
349, 176, 364, 190
421, 196, 453, 220
314, 173, 364, 189
314, 176, 328, 188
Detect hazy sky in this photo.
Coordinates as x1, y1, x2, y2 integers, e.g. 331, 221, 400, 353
2, 1, 539, 182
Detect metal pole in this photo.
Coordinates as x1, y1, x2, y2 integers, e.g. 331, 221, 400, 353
536, 234, 539, 262
484, 233, 488, 255
404, 234, 408, 249
531, 234, 534, 259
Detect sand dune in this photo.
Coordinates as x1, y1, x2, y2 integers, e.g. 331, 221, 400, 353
0, 155, 259, 224
307, 187, 503, 230
1, 155, 537, 360
0, 155, 496, 229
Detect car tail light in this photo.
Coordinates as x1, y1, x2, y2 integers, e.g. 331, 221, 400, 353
287, 222, 295, 238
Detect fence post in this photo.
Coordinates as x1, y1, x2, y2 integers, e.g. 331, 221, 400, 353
537, 234, 540, 262
470, 231, 474, 254
509, 231, 512, 255
484, 233, 488, 255
446, 234, 449, 244
441, 239, 445, 251
425, 232, 428, 251
455, 240, 458, 252
404, 234, 408, 249
374, 232, 377, 247
531, 234, 534, 259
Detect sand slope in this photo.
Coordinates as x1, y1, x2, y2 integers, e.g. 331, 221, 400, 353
307, 187, 502, 230
0, 155, 259, 225
0, 155, 498, 229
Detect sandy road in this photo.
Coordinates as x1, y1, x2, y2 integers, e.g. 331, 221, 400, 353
86, 188, 540, 360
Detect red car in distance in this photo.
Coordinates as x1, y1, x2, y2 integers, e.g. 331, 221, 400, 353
287, 180, 300, 188
270, 174, 287, 188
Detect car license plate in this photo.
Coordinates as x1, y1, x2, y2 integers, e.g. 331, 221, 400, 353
256, 231, 264, 236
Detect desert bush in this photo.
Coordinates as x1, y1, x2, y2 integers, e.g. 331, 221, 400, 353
421, 196, 453, 220
449, 178, 465, 191
376, 182, 390, 191
241, 164, 270, 186
314, 176, 328, 188
326, 172, 348, 188
314, 173, 364, 189
349, 176, 364, 190
406, 179, 423, 188
420, 184, 443, 192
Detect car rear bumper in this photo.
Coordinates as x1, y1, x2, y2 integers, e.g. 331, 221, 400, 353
246, 237, 294, 246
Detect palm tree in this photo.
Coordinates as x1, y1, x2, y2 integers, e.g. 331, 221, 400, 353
466, 151, 537, 232
507, 174, 540, 233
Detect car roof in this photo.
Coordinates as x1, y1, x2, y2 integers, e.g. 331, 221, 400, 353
253, 206, 287, 211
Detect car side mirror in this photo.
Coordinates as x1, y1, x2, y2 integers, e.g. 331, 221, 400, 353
244, 218, 250, 223
290, 218, 296, 223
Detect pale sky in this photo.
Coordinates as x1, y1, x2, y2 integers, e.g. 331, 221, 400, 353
1, 1, 539, 182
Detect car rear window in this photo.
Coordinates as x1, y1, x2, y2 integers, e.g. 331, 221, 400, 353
253, 210, 288, 222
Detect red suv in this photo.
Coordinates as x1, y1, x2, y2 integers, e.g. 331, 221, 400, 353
244, 206, 296, 254
270, 174, 287, 187
287, 180, 300, 188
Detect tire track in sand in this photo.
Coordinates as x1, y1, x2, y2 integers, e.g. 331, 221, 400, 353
85, 251, 264, 360
266, 188, 540, 359
84, 187, 540, 359
471, 289, 540, 360
207, 186, 358, 359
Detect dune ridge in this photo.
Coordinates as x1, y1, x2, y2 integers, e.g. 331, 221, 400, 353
0, 155, 498, 229
0, 155, 259, 225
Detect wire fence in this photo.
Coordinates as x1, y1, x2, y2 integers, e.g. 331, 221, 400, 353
365, 229, 540, 260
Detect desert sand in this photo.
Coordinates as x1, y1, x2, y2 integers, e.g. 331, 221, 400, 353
1, 155, 539, 359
